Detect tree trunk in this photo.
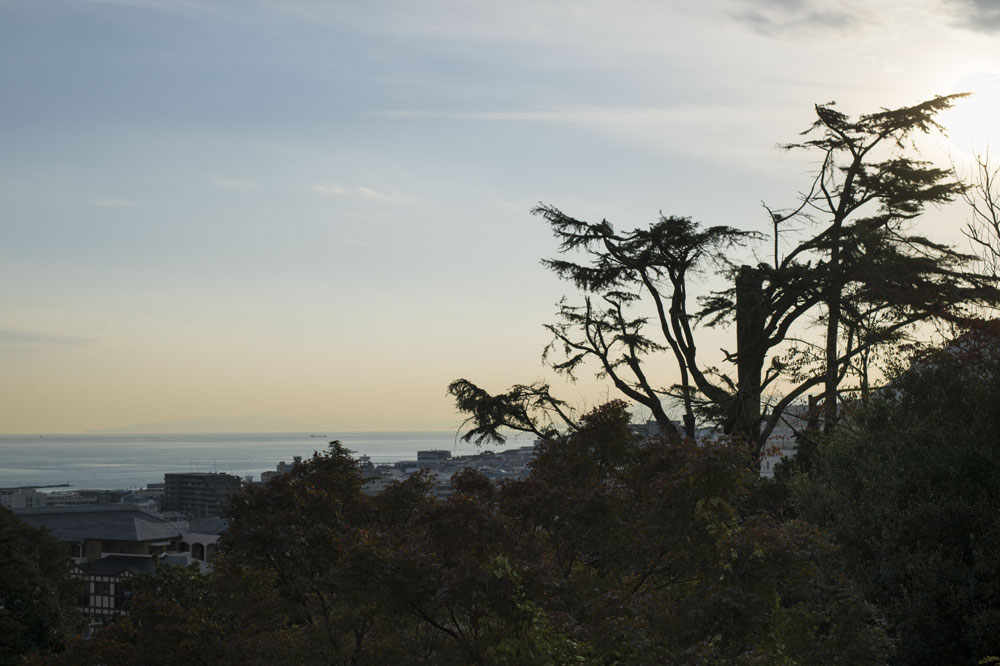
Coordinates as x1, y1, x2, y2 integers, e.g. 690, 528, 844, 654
824, 240, 842, 431
734, 265, 765, 447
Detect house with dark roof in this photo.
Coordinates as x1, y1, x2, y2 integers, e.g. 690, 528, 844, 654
15, 505, 193, 620
15, 504, 187, 564
71, 553, 197, 620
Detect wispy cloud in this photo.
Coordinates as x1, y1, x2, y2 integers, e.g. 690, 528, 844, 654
726, 0, 862, 36
945, 0, 1000, 32
378, 103, 802, 163
379, 105, 755, 124
82, 0, 211, 11
312, 184, 419, 205
212, 176, 255, 189
0, 328, 93, 347
312, 184, 349, 196
356, 186, 413, 203
92, 197, 138, 207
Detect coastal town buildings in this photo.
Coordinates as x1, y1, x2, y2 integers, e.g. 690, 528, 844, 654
358, 443, 539, 497
261, 455, 302, 483
0, 486, 48, 508
162, 472, 242, 519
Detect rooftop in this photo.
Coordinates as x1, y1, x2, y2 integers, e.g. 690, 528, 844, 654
14, 505, 185, 543
76, 553, 193, 576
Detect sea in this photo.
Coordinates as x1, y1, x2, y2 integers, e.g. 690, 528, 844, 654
0, 431, 526, 492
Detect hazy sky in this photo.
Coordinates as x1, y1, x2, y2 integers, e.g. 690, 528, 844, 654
2, 0, 998, 434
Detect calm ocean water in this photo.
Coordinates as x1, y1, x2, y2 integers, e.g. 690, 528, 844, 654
0, 431, 524, 491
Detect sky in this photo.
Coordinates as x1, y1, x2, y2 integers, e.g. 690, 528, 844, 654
1, 0, 999, 434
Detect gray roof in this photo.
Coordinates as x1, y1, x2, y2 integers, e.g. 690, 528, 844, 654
77, 555, 157, 576
188, 516, 229, 535
14, 505, 184, 543
76, 553, 193, 576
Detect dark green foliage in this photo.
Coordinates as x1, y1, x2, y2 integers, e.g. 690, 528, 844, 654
793, 328, 1000, 666
505, 403, 888, 665
38, 561, 302, 666
448, 379, 576, 445
0, 507, 81, 665
48, 410, 889, 665
223, 441, 435, 665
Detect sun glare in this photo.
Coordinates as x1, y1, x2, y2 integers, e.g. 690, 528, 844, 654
942, 72, 1000, 158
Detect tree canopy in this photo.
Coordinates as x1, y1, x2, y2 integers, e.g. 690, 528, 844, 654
0, 507, 81, 666
792, 323, 1000, 666
450, 95, 1000, 450
43, 413, 889, 665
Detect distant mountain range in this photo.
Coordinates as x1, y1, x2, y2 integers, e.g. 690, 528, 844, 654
86, 414, 334, 434
86, 414, 456, 434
